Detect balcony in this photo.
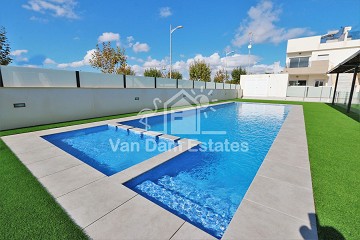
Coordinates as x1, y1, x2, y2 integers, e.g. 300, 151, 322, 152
284, 60, 330, 75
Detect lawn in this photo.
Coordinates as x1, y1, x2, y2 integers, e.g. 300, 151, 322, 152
0, 100, 359, 239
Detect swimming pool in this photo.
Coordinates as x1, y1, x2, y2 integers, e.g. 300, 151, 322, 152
124, 102, 290, 238
42, 125, 177, 176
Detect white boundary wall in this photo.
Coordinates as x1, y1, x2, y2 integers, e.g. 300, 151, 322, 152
0, 66, 241, 130
240, 74, 289, 98
0, 88, 238, 130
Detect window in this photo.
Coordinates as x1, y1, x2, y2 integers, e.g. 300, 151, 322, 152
289, 57, 310, 68
298, 80, 307, 86
315, 80, 324, 87
289, 81, 297, 86
288, 80, 307, 86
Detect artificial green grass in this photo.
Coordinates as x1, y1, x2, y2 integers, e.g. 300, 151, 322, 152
0, 99, 359, 239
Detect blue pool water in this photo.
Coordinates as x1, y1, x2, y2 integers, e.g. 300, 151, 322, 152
42, 125, 177, 176
124, 102, 290, 238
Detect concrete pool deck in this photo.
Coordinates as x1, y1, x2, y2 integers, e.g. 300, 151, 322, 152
1, 102, 317, 239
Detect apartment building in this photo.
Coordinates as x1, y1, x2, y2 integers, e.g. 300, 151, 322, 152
284, 26, 360, 89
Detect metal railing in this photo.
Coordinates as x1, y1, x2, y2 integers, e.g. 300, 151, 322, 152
286, 86, 333, 100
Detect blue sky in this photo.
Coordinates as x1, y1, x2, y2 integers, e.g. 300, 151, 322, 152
1, 0, 360, 78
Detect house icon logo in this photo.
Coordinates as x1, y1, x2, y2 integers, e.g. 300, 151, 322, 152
137, 89, 226, 136
164, 89, 202, 135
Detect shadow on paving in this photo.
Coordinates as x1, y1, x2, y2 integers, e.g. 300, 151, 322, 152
300, 213, 345, 240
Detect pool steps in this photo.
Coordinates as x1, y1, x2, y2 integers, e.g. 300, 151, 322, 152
114, 124, 197, 145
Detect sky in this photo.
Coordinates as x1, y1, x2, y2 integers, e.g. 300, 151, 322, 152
1, 0, 360, 79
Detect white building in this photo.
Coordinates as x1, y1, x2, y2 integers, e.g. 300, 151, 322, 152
240, 26, 360, 100
284, 26, 360, 88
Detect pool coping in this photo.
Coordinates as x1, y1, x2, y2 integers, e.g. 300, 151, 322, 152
1, 101, 317, 239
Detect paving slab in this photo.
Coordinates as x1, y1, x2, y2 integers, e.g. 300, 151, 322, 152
111, 143, 193, 184
26, 155, 83, 178
116, 124, 134, 130
222, 199, 317, 240
85, 195, 185, 240
171, 222, 216, 240
14, 146, 65, 165
57, 178, 137, 228
129, 127, 146, 134
244, 175, 315, 221
3, 136, 55, 154
257, 159, 313, 189
39, 164, 105, 198
159, 134, 180, 141
143, 130, 163, 137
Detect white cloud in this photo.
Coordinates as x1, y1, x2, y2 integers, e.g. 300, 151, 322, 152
98, 32, 120, 46
232, 0, 313, 47
57, 49, 95, 68
132, 42, 150, 53
159, 7, 172, 18
11, 50, 28, 56
10, 49, 29, 62
43, 58, 56, 64
22, 0, 79, 19
250, 62, 284, 74
29, 15, 49, 23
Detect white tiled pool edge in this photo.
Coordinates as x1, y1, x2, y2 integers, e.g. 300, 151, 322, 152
1, 102, 317, 239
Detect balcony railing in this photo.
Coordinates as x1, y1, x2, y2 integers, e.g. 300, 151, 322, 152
284, 60, 330, 75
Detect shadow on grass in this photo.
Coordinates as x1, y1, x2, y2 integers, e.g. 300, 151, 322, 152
325, 103, 360, 122
300, 213, 345, 240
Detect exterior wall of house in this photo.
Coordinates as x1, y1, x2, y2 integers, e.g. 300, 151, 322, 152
0, 88, 238, 130
284, 31, 360, 88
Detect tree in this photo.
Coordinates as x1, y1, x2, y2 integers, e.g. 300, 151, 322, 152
144, 68, 162, 77
189, 60, 211, 82
231, 67, 247, 84
214, 69, 226, 83
0, 26, 12, 65
89, 42, 134, 75
121, 66, 135, 76
166, 70, 182, 79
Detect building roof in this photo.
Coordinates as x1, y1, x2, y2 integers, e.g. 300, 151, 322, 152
328, 50, 360, 74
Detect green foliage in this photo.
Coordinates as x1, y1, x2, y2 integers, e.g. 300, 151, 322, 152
144, 68, 162, 77
89, 42, 134, 75
231, 67, 247, 84
167, 70, 182, 79
214, 69, 226, 83
122, 66, 135, 75
189, 60, 211, 82
0, 26, 12, 65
